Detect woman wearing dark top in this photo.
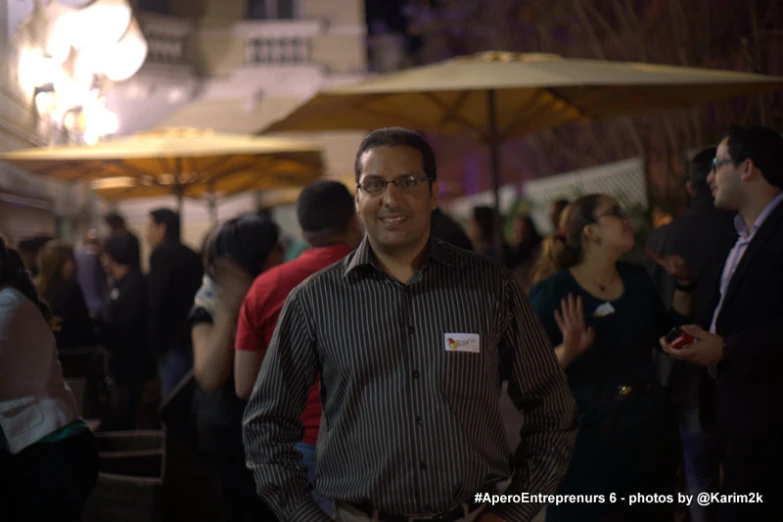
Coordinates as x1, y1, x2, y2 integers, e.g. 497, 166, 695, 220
528, 195, 693, 522
35, 241, 95, 351
189, 215, 283, 522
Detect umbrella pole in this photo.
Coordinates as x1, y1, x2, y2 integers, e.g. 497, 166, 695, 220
486, 90, 503, 263
176, 187, 184, 216
208, 192, 217, 226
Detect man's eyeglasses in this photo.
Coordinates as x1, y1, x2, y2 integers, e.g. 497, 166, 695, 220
357, 175, 430, 196
596, 205, 628, 220
712, 157, 733, 171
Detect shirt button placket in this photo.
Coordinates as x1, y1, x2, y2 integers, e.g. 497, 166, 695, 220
405, 285, 425, 512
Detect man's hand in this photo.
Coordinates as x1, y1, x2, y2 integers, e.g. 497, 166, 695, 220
660, 324, 725, 366
645, 246, 693, 283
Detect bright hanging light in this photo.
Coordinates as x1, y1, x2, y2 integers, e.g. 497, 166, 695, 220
35, 91, 56, 114
58, 0, 132, 51
76, 17, 148, 82
57, 0, 97, 7
46, 18, 73, 65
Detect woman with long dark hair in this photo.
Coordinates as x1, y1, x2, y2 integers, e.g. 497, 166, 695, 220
35, 240, 95, 350
0, 237, 99, 521
529, 195, 693, 522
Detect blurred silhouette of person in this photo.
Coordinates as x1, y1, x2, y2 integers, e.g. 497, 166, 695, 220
35, 240, 95, 351
510, 215, 543, 293
95, 234, 151, 430
549, 199, 569, 231
105, 212, 141, 269
430, 208, 473, 251
75, 230, 108, 315
146, 208, 203, 398
467, 205, 514, 266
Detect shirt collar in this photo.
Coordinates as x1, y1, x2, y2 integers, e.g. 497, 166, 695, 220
343, 235, 454, 278
733, 191, 783, 239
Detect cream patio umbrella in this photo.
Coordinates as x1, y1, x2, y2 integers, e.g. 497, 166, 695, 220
0, 128, 325, 222
260, 51, 783, 258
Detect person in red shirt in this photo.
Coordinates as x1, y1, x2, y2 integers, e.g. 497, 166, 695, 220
234, 180, 362, 516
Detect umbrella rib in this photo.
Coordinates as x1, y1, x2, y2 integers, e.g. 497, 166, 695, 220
496, 90, 553, 141
499, 88, 596, 139
328, 93, 449, 132
197, 156, 242, 183
434, 91, 471, 128
419, 92, 489, 140
203, 156, 276, 185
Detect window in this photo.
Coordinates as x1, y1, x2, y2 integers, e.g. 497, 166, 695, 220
247, 0, 267, 19
276, 0, 294, 19
138, 0, 171, 14
247, 0, 296, 20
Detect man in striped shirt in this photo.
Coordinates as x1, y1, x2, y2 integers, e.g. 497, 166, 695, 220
243, 127, 578, 522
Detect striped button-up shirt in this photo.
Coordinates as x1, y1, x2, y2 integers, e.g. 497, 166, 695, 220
243, 237, 578, 522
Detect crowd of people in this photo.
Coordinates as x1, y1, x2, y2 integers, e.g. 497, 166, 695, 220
0, 124, 781, 522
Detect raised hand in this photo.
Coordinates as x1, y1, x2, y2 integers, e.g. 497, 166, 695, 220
554, 293, 596, 357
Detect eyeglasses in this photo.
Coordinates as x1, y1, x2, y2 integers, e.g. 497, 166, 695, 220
357, 175, 430, 196
712, 157, 733, 171
595, 205, 628, 220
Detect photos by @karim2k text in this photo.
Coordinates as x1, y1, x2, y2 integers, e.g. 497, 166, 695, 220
475, 492, 764, 508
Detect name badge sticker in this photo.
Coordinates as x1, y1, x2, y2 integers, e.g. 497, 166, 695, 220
444, 333, 481, 353
593, 302, 615, 318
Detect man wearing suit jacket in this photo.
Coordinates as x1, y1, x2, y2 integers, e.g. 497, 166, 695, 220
661, 126, 783, 522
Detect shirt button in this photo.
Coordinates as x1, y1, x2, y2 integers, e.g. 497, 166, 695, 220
408, 325, 415, 335
412, 370, 419, 379
419, 461, 427, 470
415, 416, 423, 425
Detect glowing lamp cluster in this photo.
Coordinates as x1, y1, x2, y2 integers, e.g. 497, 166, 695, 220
24, 0, 149, 144
46, 0, 148, 82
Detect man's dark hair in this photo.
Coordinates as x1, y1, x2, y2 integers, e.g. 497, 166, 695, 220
725, 125, 783, 189
150, 208, 180, 242
103, 234, 136, 266
105, 212, 126, 230
205, 215, 279, 278
688, 146, 718, 197
296, 180, 355, 239
354, 127, 437, 183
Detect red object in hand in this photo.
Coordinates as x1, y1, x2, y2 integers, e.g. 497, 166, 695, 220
665, 327, 694, 349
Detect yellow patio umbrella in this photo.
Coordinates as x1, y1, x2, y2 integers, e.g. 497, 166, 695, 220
260, 51, 783, 258
0, 128, 325, 221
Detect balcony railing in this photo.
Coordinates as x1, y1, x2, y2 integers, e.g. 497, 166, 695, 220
234, 19, 322, 66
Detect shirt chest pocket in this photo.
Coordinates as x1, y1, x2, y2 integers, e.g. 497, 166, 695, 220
432, 305, 500, 401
